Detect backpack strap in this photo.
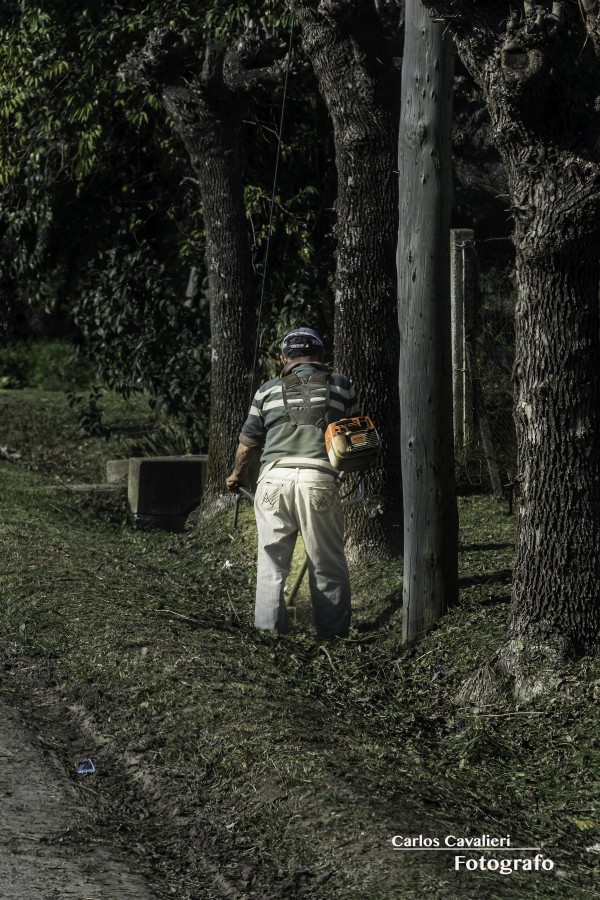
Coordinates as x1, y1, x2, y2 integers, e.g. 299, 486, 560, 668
270, 371, 331, 430
310, 371, 330, 429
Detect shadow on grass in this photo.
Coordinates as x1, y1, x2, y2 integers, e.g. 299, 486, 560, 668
355, 589, 403, 632
459, 568, 512, 587
460, 542, 513, 552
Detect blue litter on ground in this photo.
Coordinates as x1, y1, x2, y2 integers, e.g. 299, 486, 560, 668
75, 758, 95, 775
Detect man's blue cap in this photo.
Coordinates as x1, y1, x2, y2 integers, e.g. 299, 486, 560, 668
281, 327, 324, 355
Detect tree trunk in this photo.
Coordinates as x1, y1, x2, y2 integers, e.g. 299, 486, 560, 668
510, 249, 600, 653
419, 0, 600, 686
120, 29, 288, 509
398, 2, 458, 643
160, 82, 256, 508
286, 0, 403, 559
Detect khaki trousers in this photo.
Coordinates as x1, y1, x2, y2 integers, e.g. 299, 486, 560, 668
254, 467, 351, 637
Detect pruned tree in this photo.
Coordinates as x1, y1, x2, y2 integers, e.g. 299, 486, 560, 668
120, 24, 289, 508
398, 0, 458, 642
420, 0, 600, 696
285, 0, 404, 559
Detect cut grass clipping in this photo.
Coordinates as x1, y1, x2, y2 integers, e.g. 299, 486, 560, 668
0, 389, 598, 899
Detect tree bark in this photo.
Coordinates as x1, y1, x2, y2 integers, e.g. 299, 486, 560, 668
398, 2, 458, 643
511, 250, 600, 651
163, 83, 254, 506
286, 0, 403, 559
120, 29, 286, 509
420, 1, 600, 675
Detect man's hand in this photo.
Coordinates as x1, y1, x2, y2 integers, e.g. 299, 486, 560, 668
225, 442, 259, 492
226, 471, 243, 492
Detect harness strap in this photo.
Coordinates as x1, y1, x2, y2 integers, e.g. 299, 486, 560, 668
272, 370, 331, 429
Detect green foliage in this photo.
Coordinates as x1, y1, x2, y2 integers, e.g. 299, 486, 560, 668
201, 0, 293, 39
72, 243, 210, 422
0, 1, 197, 309
0, 339, 94, 390
125, 421, 205, 457
0, 343, 37, 390
66, 385, 108, 437
0, 0, 337, 420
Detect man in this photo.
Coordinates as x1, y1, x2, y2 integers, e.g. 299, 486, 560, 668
226, 327, 359, 637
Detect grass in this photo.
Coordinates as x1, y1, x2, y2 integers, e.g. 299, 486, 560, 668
0, 390, 599, 899
0, 387, 159, 482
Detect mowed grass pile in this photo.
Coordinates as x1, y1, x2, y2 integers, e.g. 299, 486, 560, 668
0, 390, 599, 900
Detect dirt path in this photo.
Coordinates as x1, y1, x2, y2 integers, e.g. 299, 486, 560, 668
0, 697, 160, 900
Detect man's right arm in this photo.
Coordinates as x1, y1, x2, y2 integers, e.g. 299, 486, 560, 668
226, 387, 266, 491
226, 442, 260, 492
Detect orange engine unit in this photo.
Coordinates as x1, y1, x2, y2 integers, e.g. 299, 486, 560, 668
324, 416, 380, 472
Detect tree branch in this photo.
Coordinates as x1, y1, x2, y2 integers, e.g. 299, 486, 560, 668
287, 0, 379, 29
580, 0, 600, 58
222, 46, 289, 92
420, 1, 583, 104
120, 21, 291, 99
499, 4, 566, 90
222, 18, 292, 92
118, 28, 193, 92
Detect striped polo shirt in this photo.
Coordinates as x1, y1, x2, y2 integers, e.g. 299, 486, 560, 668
240, 363, 359, 470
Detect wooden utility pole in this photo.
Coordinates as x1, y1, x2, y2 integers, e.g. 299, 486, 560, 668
397, 0, 458, 643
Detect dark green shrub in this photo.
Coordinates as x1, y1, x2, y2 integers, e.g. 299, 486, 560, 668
0, 340, 94, 390
0, 344, 33, 388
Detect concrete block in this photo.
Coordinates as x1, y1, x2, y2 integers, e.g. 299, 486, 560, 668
128, 455, 208, 532
106, 459, 130, 483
